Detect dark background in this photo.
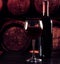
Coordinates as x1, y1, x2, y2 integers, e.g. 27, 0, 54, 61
0, 0, 60, 64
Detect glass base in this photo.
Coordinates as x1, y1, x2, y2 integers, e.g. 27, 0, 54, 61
26, 56, 42, 63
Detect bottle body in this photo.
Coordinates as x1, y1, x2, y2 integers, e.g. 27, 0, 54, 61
41, 0, 53, 62
41, 16, 52, 59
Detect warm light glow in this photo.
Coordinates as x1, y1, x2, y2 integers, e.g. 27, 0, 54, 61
24, 21, 28, 30
39, 20, 43, 30
29, 50, 39, 54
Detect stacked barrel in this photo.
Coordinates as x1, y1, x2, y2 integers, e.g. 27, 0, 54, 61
0, 0, 60, 56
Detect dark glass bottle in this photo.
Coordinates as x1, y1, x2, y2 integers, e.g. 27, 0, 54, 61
41, 0, 53, 63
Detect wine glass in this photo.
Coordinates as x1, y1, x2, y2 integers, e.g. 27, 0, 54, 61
24, 19, 43, 63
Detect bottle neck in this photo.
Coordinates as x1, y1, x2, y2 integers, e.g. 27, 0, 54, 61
43, 0, 49, 16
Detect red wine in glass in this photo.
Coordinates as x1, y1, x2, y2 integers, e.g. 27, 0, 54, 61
24, 20, 43, 63
27, 26, 42, 39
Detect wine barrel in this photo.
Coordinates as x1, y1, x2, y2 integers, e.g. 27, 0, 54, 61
52, 20, 60, 49
7, 0, 30, 15
0, 0, 3, 11
0, 20, 31, 52
34, 0, 60, 15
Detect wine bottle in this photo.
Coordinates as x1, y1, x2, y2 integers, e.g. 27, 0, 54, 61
41, 0, 53, 61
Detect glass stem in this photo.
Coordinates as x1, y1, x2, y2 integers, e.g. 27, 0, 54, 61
32, 39, 36, 58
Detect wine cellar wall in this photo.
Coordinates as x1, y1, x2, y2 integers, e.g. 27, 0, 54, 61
0, 0, 60, 55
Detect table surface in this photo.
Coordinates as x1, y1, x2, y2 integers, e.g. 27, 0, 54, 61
0, 50, 60, 64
